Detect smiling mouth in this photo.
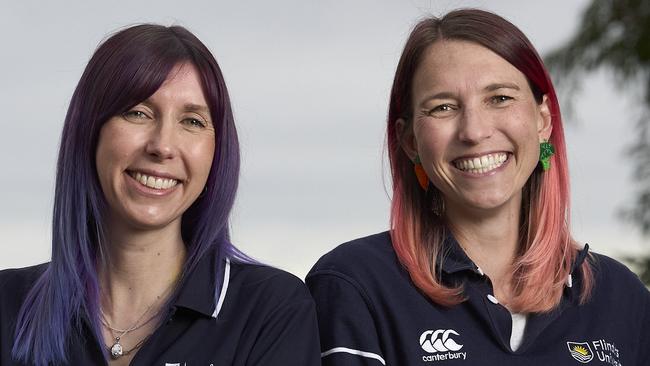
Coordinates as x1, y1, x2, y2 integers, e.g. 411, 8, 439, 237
128, 171, 180, 190
453, 152, 509, 174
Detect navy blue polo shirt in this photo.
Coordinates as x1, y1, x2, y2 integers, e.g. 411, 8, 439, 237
0, 249, 321, 365
306, 231, 650, 365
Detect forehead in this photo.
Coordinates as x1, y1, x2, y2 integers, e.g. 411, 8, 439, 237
412, 40, 529, 96
150, 62, 208, 105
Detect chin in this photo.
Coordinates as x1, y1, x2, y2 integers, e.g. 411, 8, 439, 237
116, 206, 183, 231
124, 217, 176, 231
458, 191, 516, 212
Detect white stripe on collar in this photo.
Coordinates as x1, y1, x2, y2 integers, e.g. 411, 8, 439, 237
321, 347, 386, 365
212, 258, 231, 319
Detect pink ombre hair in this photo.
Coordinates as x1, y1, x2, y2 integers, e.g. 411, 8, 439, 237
387, 9, 594, 312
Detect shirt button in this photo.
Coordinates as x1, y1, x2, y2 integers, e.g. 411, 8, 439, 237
487, 294, 499, 304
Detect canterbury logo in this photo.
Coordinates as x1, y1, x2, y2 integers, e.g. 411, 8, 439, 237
419, 329, 463, 353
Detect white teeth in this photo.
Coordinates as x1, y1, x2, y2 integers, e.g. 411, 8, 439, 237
129, 171, 179, 190
454, 153, 508, 174
473, 157, 481, 168
480, 155, 488, 167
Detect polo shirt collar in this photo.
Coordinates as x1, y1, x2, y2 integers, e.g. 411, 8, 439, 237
566, 243, 590, 295
172, 248, 221, 318
437, 235, 592, 280
572, 243, 590, 274
438, 235, 481, 275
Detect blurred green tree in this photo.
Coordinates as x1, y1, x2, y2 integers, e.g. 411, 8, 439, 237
545, 0, 650, 284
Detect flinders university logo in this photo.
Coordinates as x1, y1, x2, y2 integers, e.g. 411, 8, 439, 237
419, 329, 467, 362
567, 342, 594, 363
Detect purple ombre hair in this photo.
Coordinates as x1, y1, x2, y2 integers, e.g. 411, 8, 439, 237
12, 24, 251, 365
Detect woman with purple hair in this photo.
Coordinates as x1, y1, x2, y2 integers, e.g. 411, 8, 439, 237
0, 24, 320, 366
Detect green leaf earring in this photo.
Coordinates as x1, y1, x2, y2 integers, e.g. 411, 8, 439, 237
539, 140, 555, 171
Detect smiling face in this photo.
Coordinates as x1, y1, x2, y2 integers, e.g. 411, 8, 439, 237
399, 40, 552, 215
95, 63, 215, 231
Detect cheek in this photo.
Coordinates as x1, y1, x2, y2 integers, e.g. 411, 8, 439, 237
95, 130, 117, 182
414, 124, 452, 162
508, 112, 542, 167
95, 124, 141, 181
511, 104, 542, 136
187, 138, 216, 177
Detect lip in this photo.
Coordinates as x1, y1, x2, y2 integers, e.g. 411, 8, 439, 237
452, 152, 512, 178
125, 171, 181, 197
127, 168, 183, 182
452, 150, 511, 161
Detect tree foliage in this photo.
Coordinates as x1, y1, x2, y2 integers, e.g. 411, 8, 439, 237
545, 0, 650, 284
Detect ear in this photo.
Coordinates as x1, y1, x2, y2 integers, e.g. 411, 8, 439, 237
537, 94, 553, 141
396, 118, 418, 161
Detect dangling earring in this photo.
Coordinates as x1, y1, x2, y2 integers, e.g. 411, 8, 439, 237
539, 140, 555, 171
413, 155, 429, 190
414, 156, 444, 216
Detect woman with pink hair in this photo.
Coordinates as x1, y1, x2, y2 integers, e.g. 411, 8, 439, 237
307, 9, 649, 365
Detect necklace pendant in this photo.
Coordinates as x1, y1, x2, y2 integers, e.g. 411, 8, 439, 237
110, 341, 124, 359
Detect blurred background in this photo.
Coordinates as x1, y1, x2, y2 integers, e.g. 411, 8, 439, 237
1, 0, 648, 281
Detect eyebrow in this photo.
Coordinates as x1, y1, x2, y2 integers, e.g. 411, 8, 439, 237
183, 103, 211, 115
138, 101, 211, 115
484, 82, 520, 92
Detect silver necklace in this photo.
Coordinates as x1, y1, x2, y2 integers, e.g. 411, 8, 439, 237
101, 280, 178, 359
101, 307, 160, 334
102, 303, 157, 359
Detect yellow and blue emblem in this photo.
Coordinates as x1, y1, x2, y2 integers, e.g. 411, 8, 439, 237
567, 342, 594, 363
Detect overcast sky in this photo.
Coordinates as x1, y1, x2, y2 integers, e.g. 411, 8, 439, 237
1, 0, 647, 277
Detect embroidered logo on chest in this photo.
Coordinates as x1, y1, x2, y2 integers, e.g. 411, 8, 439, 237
567, 342, 594, 363
566, 339, 621, 365
419, 329, 467, 362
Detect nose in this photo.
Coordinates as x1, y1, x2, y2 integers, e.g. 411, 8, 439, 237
145, 120, 178, 160
457, 106, 493, 144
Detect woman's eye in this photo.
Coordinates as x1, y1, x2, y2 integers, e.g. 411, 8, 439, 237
490, 95, 513, 104
122, 110, 149, 121
184, 118, 207, 128
427, 104, 457, 116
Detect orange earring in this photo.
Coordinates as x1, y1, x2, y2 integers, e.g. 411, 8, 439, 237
413, 156, 429, 190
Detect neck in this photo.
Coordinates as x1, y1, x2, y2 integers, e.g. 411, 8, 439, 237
99, 217, 187, 323
444, 194, 523, 302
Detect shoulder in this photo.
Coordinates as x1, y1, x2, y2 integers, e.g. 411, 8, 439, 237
589, 253, 646, 289
0, 263, 48, 325
307, 231, 397, 278
0, 263, 48, 299
229, 261, 313, 305
305, 231, 409, 303
586, 252, 649, 305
